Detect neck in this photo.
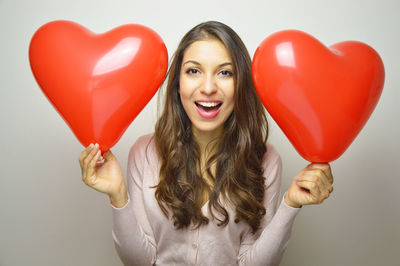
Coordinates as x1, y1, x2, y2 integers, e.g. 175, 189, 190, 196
192, 126, 222, 158
192, 126, 221, 191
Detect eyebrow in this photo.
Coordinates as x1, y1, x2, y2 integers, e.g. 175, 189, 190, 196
182, 60, 233, 67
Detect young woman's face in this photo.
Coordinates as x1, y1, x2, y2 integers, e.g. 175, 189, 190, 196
179, 39, 235, 137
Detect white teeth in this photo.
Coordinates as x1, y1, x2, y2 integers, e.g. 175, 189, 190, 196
197, 102, 220, 107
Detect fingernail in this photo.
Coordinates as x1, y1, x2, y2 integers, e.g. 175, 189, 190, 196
89, 143, 94, 149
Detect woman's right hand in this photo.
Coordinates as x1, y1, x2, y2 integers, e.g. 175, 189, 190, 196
78, 143, 128, 208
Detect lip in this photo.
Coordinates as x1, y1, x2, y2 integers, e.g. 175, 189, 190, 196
195, 100, 222, 119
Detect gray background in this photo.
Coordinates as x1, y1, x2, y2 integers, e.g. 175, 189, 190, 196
1, 0, 399, 265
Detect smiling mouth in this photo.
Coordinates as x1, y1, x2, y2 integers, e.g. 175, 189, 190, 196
194, 101, 223, 119
195, 101, 222, 112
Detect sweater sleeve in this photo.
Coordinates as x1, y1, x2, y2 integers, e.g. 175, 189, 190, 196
111, 137, 157, 266
237, 147, 300, 266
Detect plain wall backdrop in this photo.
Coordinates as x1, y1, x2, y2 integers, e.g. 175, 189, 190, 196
1, 0, 399, 265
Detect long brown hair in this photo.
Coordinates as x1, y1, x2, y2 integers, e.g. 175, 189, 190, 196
154, 21, 268, 234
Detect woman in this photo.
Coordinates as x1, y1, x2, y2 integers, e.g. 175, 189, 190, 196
79, 21, 333, 266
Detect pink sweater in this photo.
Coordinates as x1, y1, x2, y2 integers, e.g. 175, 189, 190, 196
112, 134, 300, 266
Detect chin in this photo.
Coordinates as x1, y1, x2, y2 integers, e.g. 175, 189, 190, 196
191, 121, 224, 135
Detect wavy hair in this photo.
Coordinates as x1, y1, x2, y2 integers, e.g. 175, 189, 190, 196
154, 21, 268, 234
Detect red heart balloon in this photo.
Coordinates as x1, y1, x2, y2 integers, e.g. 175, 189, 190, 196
29, 20, 168, 152
253, 30, 384, 162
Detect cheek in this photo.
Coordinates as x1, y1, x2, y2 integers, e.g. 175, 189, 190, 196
179, 91, 189, 111
179, 80, 194, 114
179, 81, 190, 103
220, 80, 235, 107
179, 76, 196, 97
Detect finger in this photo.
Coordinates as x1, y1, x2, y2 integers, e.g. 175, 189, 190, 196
309, 169, 332, 202
319, 172, 333, 196
297, 169, 323, 190
294, 180, 319, 205
79, 143, 94, 167
299, 168, 332, 202
83, 143, 98, 167
296, 179, 321, 202
88, 148, 102, 171
84, 143, 100, 178
308, 163, 333, 184
314, 168, 331, 193
80, 144, 96, 177
310, 167, 333, 196
302, 167, 332, 196
103, 150, 116, 161
297, 180, 327, 204
307, 163, 332, 179
86, 150, 102, 185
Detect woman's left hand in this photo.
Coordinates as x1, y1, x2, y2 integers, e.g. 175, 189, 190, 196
285, 163, 334, 208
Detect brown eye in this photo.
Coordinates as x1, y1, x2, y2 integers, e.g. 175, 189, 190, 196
186, 68, 200, 74
219, 70, 233, 76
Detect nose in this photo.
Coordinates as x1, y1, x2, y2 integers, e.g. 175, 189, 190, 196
200, 74, 217, 95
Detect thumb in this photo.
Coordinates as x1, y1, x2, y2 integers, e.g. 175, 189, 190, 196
103, 150, 116, 161
307, 163, 330, 171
